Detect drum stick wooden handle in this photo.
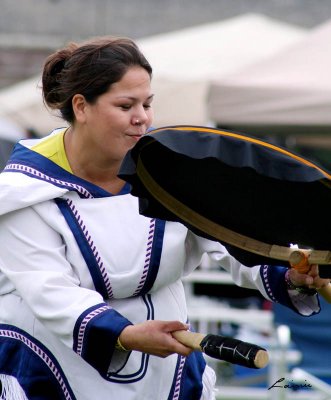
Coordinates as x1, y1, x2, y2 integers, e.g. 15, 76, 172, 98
172, 330, 269, 369
172, 330, 206, 350
289, 250, 331, 303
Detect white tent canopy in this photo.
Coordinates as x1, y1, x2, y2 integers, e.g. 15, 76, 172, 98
0, 76, 64, 137
0, 117, 24, 141
0, 117, 24, 169
207, 19, 331, 131
138, 13, 307, 127
0, 13, 307, 137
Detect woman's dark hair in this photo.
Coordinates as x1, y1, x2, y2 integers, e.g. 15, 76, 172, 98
42, 37, 152, 123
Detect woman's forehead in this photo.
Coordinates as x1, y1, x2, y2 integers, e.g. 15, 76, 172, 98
109, 67, 152, 96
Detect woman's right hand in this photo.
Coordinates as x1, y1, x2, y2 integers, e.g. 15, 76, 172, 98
118, 320, 193, 358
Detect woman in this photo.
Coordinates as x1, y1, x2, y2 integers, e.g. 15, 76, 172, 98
0, 37, 327, 400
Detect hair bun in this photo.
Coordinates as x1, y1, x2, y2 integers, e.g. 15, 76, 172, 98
42, 43, 78, 108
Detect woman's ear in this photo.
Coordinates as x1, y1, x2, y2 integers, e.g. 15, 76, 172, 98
72, 94, 87, 123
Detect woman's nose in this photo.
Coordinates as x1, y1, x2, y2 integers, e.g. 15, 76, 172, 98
133, 106, 149, 125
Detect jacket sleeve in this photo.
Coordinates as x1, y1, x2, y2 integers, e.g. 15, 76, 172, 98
0, 206, 132, 377
184, 231, 320, 316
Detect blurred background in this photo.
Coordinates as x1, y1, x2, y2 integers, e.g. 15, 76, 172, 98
2, 0, 331, 169
1, 1, 331, 398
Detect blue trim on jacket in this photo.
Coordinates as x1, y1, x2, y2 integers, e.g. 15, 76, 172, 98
5, 143, 131, 198
139, 219, 166, 296
260, 265, 319, 314
107, 295, 154, 383
73, 304, 132, 378
168, 351, 205, 400
0, 324, 76, 400
55, 198, 113, 299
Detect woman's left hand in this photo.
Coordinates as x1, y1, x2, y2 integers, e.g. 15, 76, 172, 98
288, 264, 330, 289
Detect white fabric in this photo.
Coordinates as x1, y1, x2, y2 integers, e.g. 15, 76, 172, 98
288, 290, 320, 316
0, 374, 28, 400
201, 365, 217, 400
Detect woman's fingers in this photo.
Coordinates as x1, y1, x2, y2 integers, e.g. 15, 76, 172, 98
118, 320, 192, 357
288, 264, 330, 290
288, 267, 313, 286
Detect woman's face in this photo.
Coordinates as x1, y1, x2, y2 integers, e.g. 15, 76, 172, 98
78, 66, 154, 165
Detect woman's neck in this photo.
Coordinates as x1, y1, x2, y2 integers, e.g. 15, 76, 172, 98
64, 127, 126, 194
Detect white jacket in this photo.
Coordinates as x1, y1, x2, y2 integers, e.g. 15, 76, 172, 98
0, 135, 319, 400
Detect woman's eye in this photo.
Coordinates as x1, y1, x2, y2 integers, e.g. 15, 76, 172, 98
120, 105, 131, 110
143, 104, 152, 109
